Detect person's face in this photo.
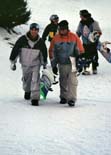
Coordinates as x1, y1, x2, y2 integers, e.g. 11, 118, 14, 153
52, 19, 59, 25
30, 28, 39, 38
59, 28, 68, 36
80, 15, 87, 21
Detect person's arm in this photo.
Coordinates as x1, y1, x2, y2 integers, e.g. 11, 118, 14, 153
49, 37, 58, 75
42, 25, 50, 42
40, 39, 48, 68
9, 36, 25, 71
76, 22, 82, 37
75, 34, 84, 54
49, 38, 55, 60
9, 36, 24, 62
93, 21, 102, 35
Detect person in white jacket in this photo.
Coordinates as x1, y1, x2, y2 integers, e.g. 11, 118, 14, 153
9, 23, 47, 106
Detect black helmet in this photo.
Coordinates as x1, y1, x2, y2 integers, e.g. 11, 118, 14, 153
30, 23, 40, 30
50, 14, 59, 21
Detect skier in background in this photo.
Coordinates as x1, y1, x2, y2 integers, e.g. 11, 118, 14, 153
42, 14, 59, 43
42, 14, 59, 83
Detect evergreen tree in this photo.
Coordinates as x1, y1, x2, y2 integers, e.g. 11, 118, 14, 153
0, 0, 31, 29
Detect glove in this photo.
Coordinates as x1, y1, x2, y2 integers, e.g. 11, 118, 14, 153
88, 31, 101, 43
52, 66, 58, 75
107, 48, 110, 53
10, 63, 16, 71
43, 64, 47, 69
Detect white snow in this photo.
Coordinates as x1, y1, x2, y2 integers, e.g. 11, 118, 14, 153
0, 0, 111, 155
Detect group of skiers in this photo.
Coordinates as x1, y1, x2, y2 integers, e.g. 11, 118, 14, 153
9, 10, 102, 107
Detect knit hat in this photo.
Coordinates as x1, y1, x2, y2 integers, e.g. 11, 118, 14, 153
30, 23, 39, 30
80, 10, 91, 18
58, 20, 69, 30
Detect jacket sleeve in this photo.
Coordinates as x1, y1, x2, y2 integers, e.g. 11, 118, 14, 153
49, 38, 58, 68
9, 36, 24, 62
75, 34, 84, 54
76, 23, 82, 37
93, 21, 102, 34
42, 25, 50, 42
40, 39, 48, 64
49, 38, 55, 59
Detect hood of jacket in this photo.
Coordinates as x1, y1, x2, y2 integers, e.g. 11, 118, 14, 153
80, 17, 94, 27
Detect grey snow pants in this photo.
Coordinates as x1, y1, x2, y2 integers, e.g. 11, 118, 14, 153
22, 65, 40, 100
58, 64, 78, 102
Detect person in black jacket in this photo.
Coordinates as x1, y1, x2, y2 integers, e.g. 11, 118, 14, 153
42, 14, 59, 42
9, 23, 47, 106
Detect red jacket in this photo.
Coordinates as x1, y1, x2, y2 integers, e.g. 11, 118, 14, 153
49, 31, 84, 60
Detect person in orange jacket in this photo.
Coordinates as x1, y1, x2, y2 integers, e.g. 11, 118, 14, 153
49, 20, 84, 106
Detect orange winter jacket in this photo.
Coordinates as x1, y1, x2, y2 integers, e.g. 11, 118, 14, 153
49, 31, 84, 60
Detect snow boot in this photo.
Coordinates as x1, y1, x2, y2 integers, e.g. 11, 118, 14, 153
93, 69, 97, 74
60, 98, 67, 104
31, 99, 39, 106
24, 92, 30, 100
68, 100, 75, 107
82, 70, 90, 75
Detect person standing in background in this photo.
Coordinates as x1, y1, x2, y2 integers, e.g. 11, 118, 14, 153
76, 10, 102, 75
42, 14, 59, 43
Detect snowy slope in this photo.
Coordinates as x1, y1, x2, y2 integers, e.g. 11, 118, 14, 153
0, 0, 111, 155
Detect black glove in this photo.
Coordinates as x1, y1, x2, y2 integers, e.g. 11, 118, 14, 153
10, 63, 16, 71
52, 66, 58, 75
107, 48, 110, 53
78, 53, 85, 59
43, 64, 47, 69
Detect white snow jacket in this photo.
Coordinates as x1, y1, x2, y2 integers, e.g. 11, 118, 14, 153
9, 32, 47, 67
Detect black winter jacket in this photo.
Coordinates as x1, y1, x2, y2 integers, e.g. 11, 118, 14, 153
42, 23, 58, 42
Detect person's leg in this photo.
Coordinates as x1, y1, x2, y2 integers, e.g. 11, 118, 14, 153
82, 45, 91, 75
92, 52, 99, 74
67, 70, 78, 106
31, 66, 40, 105
22, 66, 32, 100
59, 65, 69, 103
59, 64, 78, 106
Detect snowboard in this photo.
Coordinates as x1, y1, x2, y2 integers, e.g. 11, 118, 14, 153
88, 31, 111, 63
98, 41, 111, 63
40, 68, 58, 100
40, 82, 48, 100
